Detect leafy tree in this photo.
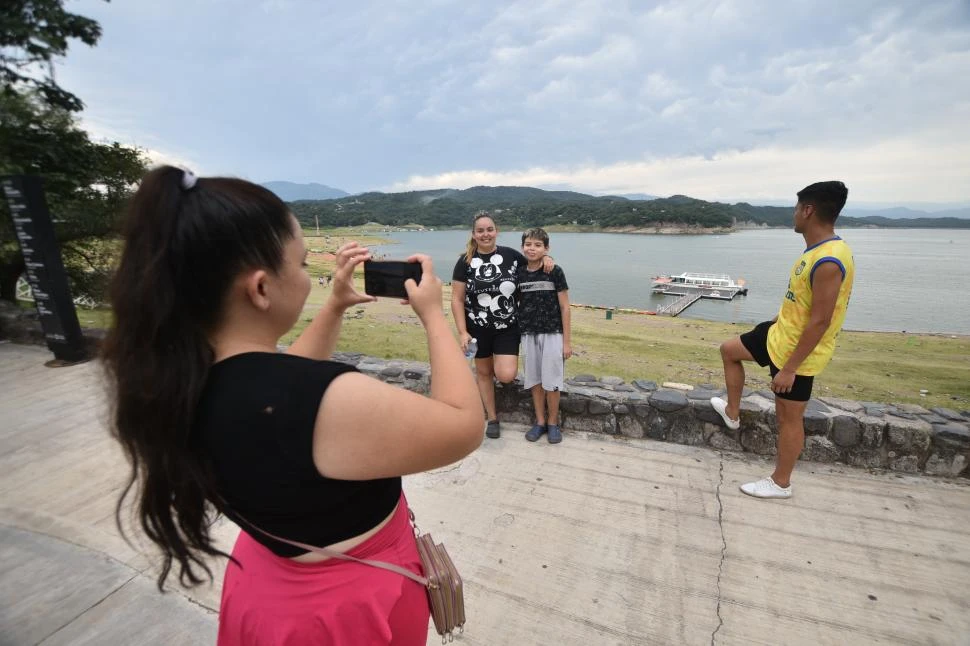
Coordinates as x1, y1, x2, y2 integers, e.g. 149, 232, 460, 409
1, 0, 105, 112
0, 91, 148, 302
1, 0, 147, 304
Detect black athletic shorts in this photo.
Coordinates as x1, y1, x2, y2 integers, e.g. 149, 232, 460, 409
468, 324, 520, 359
740, 320, 814, 402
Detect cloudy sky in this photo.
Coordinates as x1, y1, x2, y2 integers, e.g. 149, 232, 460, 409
58, 0, 970, 207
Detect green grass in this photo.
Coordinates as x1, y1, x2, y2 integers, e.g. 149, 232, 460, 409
301, 229, 394, 252
563, 312, 970, 407
61, 224, 968, 410
72, 288, 970, 409
276, 284, 970, 410
74, 306, 114, 329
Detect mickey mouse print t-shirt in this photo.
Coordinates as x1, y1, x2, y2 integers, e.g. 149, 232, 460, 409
452, 246, 526, 332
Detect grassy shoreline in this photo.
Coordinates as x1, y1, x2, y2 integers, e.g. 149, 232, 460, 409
63, 226, 968, 410
280, 265, 969, 409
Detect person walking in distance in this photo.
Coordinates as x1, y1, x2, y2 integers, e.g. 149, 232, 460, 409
711, 181, 855, 499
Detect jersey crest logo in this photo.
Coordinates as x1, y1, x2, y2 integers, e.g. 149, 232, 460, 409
794, 260, 806, 276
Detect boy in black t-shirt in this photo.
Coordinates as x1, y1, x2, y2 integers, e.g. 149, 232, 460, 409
518, 228, 571, 444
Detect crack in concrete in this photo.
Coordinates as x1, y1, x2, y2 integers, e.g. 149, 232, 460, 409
183, 593, 220, 615
428, 462, 463, 475
0, 518, 146, 576
710, 453, 727, 646
37, 574, 138, 644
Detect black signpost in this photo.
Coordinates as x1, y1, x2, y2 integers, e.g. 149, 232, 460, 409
1, 175, 89, 364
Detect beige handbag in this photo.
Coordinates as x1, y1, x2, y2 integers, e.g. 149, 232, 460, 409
242, 508, 466, 643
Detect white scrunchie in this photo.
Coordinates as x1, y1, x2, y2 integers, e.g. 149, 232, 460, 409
180, 169, 198, 190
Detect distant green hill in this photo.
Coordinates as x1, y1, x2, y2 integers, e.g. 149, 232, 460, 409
287, 186, 970, 230
261, 181, 348, 201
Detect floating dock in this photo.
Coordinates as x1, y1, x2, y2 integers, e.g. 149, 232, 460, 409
651, 272, 748, 317
655, 286, 745, 316
656, 292, 703, 316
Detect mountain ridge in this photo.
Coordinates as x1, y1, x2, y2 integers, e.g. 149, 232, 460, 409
261, 181, 349, 201
283, 185, 970, 230
265, 181, 968, 219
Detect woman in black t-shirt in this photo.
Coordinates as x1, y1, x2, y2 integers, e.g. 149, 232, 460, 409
450, 213, 551, 439
102, 167, 482, 645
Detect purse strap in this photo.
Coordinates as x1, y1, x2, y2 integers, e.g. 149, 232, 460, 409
234, 511, 430, 588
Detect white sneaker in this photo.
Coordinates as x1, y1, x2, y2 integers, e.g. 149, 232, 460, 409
740, 476, 792, 499
710, 397, 740, 430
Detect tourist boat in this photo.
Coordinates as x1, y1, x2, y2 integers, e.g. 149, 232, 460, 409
651, 272, 748, 297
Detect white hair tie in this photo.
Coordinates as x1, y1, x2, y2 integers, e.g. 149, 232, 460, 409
180, 169, 198, 191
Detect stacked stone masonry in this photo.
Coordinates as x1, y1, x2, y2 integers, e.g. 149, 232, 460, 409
3, 298, 967, 481
331, 352, 970, 479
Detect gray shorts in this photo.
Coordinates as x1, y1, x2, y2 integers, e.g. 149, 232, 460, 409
522, 333, 564, 391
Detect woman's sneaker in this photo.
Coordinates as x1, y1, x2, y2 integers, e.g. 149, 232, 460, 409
525, 424, 546, 441
485, 420, 501, 439
740, 476, 792, 499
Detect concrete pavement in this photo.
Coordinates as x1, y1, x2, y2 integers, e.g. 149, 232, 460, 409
2, 342, 969, 645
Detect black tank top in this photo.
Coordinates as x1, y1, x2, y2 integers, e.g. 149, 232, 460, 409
195, 352, 401, 557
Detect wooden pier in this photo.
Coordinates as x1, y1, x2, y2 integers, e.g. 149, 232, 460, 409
656, 292, 704, 316
656, 287, 741, 316
651, 272, 748, 318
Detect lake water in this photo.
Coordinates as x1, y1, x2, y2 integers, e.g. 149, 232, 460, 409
367, 228, 970, 335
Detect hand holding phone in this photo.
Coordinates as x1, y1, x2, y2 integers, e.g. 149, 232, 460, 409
363, 260, 423, 299
328, 242, 376, 311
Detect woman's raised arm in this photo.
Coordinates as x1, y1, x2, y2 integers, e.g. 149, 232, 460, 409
311, 255, 483, 480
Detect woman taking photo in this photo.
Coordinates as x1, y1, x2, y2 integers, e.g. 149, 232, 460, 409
102, 166, 483, 645
451, 212, 551, 439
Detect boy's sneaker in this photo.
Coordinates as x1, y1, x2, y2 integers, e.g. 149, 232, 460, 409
525, 424, 546, 442
485, 420, 501, 439
546, 424, 563, 444
740, 476, 792, 499
710, 397, 740, 430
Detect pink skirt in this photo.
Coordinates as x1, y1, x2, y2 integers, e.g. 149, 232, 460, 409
218, 493, 430, 646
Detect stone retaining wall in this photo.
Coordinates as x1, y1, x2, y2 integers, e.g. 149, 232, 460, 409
331, 352, 970, 479
0, 301, 45, 345
3, 299, 966, 480
0, 301, 104, 353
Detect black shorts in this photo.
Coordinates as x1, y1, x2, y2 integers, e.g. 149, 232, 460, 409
468, 324, 520, 359
739, 320, 814, 402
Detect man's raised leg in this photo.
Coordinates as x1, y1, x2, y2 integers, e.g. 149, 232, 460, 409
712, 337, 753, 429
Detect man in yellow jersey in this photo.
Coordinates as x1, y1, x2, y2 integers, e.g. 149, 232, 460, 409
711, 181, 855, 499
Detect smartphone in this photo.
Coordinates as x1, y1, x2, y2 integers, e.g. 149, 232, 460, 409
363, 260, 423, 299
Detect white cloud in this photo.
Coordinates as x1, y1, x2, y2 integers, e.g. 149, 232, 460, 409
56, 0, 970, 200
643, 73, 684, 100
386, 127, 970, 204
78, 117, 205, 174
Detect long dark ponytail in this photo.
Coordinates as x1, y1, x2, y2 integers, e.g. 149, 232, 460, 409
102, 165, 293, 590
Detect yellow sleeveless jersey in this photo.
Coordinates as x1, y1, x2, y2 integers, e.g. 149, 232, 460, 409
767, 236, 854, 376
